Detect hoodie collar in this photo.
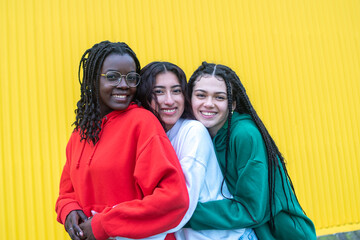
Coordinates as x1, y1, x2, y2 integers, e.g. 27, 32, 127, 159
220, 112, 252, 130
76, 102, 140, 168
103, 102, 140, 121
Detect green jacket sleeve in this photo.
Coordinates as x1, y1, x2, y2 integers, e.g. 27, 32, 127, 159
186, 120, 271, 230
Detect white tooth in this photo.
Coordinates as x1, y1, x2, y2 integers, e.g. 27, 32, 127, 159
202, 112, 216, 116
163, 109, 175, 113
113, 95, 126, 99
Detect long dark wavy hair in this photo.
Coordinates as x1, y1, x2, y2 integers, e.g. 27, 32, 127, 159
137, 61, 194, 128
73, 41, 141, 145
187, 61, 302, 228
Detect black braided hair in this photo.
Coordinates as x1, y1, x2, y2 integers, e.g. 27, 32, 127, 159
137, 61, 195, 129
187, 61, 302, 228
73, 41, 141, 145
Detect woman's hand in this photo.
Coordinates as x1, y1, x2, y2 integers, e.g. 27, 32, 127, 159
79, 218, 96, 240
65, 210, 88, 240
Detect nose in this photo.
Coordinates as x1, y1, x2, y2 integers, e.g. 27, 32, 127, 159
117, 76, 129, 89
204, 96, 214, 108
164, 93, 175, 105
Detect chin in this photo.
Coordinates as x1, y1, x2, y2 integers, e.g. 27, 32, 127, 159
201, 122, 213, 129
165, 121, 176, 126
113, 104, 131, 111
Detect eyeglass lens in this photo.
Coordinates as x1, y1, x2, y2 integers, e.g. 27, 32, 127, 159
106, 71, 140, 87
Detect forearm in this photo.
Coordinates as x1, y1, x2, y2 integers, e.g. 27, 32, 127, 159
55, 197, 83, 224
91, 183, 188, 240
55, 158, 83, 224
186, 160, 269, 230
186, 198, 267, 230
91, 144, 189, 240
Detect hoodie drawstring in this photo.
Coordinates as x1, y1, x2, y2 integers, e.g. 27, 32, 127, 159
76, 116, 108, 168
76, 141, 87, 169
87, 116, 107, 166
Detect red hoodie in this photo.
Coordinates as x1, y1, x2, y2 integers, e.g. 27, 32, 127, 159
55, 104, 189, 240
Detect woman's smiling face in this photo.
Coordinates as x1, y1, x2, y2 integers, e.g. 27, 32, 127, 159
151, 71, 185, 131
99, 53, 137, 117
191, 75, 234, 137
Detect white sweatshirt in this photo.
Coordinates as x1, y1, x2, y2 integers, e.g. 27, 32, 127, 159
168, 119, 256, 240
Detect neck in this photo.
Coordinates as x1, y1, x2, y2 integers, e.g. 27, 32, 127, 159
209, 129, 217, 138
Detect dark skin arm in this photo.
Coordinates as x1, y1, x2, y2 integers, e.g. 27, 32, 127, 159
65, 210, 88, 240
79, 218, 95, 240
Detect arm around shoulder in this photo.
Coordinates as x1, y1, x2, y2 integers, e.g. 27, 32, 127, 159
187, 121, 270, 230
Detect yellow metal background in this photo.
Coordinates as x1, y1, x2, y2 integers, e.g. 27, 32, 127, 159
1, 0, 359, 238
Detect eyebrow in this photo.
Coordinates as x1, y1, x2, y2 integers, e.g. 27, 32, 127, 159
153, 84, 182, 89
194, 89, 227, 95
105, 70, 136, 73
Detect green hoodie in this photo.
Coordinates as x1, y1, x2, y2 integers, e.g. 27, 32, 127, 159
186, 112, 316, 240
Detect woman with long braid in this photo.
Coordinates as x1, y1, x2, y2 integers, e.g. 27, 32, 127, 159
55, 41, 188, 240
185, 62, 316, 240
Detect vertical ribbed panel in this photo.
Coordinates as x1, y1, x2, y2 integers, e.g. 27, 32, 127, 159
0, 0, 359, 238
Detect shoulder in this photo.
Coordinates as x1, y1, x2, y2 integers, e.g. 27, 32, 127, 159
182, 120, 213, 147
170, 119, 212, 144
180, 119, 209, 134
126, 105, 158, 120
66, 129, 79, 149
229, 114, 266, 154
231, 114, 262, 140
176, 119, 212, 144
173, 119, 215, 165
68, 129, 83, 144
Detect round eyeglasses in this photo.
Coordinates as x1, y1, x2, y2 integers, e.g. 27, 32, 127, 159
101, 71, 141, 87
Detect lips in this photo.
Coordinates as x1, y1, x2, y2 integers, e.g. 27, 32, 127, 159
111, 92, 129, 101
112, 94, 126, 99
200, 111, 217, 118
161, 108, 177, 115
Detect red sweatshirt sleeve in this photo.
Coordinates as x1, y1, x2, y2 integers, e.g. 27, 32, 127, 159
91, 135, 189, 240
55, 134, 82, 224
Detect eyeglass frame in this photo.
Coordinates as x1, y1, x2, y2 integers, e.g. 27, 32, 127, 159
100, 71, 141, 87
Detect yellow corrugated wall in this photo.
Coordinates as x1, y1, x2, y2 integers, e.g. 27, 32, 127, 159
0, 0, 359, 238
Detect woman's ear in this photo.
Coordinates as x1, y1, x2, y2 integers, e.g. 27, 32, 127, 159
232, 101, 236, 111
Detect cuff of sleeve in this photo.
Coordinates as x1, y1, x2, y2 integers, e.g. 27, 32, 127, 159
92, 214, 109, 240
59, 202, 82, 224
